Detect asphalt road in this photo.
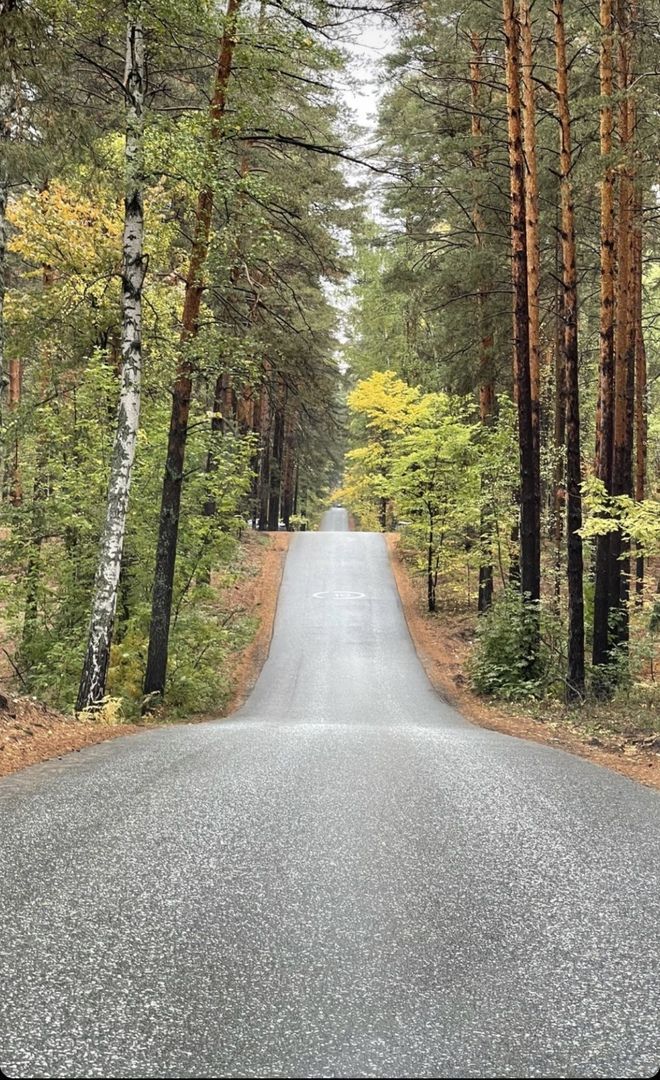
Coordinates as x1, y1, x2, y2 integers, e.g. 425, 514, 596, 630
1, 510, 659, 1078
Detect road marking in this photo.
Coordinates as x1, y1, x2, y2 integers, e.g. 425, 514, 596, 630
312, 590, 366, 600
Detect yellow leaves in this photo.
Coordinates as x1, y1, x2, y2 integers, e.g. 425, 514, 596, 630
8, 180, 122, 279
347, 369, 423, 433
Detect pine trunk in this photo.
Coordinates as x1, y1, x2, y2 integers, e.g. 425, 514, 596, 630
553, 261, 566, 604
76, 15, 146, 712
554, 0, 584, 701
634, 209, 647, 599
0, 167, 7, 485
592, 0, 616, 676
255, 379, 271, 530
8, 356, 21, 504
268, 403, 284, 531
610, 0, 635, 652
281, 411, 296, 530
470, 31, 495, 614
143, 0, 241, 703
503, 0, 540, 608
519, 0, 542, 536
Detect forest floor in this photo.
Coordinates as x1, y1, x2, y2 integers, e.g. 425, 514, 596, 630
386, 534, 660, 792
0, 531, 290, 778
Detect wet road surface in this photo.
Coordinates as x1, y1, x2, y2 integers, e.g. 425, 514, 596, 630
1, 509, 658, 1077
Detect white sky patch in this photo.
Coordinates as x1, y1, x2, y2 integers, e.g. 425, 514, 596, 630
324, 15, 396, 372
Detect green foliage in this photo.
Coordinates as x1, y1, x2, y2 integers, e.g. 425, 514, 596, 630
0, 0, 354, 715
581, 477, 660, 556
340, 371, 519, 605
468, 592, 561, 701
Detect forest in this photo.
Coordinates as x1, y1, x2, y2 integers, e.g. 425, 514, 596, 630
0, 0, 659, 728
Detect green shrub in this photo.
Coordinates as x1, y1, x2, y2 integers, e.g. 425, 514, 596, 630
468, 590, 561, 701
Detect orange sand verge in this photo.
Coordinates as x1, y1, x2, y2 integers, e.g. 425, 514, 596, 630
0, 532, 291, 776
220, 531, 291, 716
386, 534, 660, 792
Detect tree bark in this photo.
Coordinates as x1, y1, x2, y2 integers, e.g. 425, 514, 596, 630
470, 30, 495, 614
503, 0, 540, 609
0, 161, 8, 501
519, 0, 542, 536
255, 377, 271, 529
427, 521, 436, 613
633, 205, 646, 599
554, 0, 584, 701
609, 0, 635, 651
280, 409, 296, 530
268, 400, 284, 531
77, 13, 146, 711
553, 251, 566, 605
7, 355, 21, 504
592, 0, 617, 676
143, 0, 241, 703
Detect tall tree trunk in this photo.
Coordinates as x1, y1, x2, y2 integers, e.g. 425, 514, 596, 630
553, 246, 566, 605
256, 378, 272, 530
592, 0, 617, 678
554, 0, 585, 701
519, 0, 542, 536
427, 520, 436, 613
0, 0, 19, 500
76, 13, 146, 711
143, 0, 241, 703
7, 355, 21, 504
470, 30, 495, 613
280, 410, 296, 530
268, 399, 284, 531
503, 0, 540, 609
634, 205, 646, 600
609, 0, 635, 652
0, 155, 7, 493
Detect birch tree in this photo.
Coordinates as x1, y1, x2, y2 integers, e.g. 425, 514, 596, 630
76, 8, 146, 711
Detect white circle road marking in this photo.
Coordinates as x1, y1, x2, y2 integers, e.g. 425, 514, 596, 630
312, 590, 366, 600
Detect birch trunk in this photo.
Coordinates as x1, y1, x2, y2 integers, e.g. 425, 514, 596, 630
143, 0, 241, 702
76, 14, 146, 711
554, 0, 585, 701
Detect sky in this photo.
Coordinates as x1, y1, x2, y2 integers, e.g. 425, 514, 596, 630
326, 14, 397, 360
339, 17, 395, 135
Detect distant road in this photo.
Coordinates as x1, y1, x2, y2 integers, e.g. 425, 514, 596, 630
1, 508, 658, 1078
